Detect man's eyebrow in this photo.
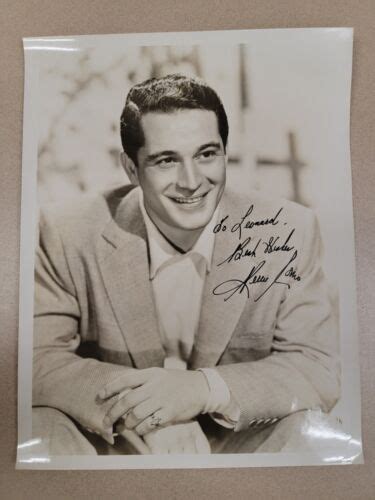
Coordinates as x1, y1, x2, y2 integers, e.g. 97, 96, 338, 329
145, 142, 222, 163
195, 142, 222, 153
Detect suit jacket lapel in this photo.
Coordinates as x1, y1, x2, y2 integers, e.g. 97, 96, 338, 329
190, 192, 253, 369
99, 188, 165, 369
98, 187, 256, 370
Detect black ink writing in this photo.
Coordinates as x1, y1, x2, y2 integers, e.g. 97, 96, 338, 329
231, 205, 283, 240
213, 216, 229, 233
262, 229, 295, 254
254, 250, 299, 301
213, 250, 301, 302
217, 237, 261, 266
212, 261, 269, 301
285, 266, 301, 281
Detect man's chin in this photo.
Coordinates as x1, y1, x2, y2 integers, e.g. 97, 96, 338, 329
169, 214, 213, 232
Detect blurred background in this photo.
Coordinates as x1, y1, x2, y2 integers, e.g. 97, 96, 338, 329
35, 36, 352, 286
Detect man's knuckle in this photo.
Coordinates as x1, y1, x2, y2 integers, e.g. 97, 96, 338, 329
136, 425, 146, 436
126, 411, 137, 423
132, 406, 143, 419
107, 411, 116, 423
124, 393, 136, 407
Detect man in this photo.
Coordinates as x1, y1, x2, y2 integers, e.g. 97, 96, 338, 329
32, 74, 339, 455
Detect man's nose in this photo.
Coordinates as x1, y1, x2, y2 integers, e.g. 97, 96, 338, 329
176, 159, 202, 192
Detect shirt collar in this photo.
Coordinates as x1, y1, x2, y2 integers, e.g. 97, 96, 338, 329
138, 190, 219, 279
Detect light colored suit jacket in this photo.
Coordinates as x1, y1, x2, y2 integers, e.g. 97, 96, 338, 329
33, 185, 340, 436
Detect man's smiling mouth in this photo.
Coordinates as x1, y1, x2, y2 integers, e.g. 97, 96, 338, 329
169, 193, 208, 205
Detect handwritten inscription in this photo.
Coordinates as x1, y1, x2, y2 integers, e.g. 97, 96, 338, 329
263, 229, 295, 254
213, 205, 302, 302
214, 204, 283, 240
217, 237, 261, 266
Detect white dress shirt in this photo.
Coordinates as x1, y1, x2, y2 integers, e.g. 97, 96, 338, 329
139, 191, 238, 422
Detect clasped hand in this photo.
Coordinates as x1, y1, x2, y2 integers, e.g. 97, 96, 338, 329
116, 420, 211, 454
98, 367, 210, 436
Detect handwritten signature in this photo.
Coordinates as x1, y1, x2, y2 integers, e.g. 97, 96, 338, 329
213, 250, 301, 302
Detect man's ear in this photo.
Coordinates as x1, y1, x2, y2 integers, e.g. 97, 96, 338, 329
120, 152, 139, 186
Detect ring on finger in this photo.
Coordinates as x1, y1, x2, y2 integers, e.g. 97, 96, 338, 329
149, 412, 163, 428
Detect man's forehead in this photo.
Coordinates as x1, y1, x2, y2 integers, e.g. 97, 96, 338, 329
140, 109, 221, 150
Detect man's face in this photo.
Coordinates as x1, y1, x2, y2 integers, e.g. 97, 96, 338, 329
130, 109, 227, 247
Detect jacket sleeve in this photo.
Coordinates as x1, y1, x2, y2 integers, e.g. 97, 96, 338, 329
33, 210, 127, 438
215, 210, 340, 432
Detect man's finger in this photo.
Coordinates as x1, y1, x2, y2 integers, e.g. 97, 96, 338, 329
116, 427, 151, 455
101, 428, 115, 446
135, 409, 171, 436
103, 386, 149, 427
124, 398, 159, 430
98, 370, 150, 400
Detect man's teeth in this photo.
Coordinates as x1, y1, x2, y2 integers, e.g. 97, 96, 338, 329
172, 195, 204, 204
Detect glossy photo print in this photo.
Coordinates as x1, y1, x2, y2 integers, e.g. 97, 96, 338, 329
17, 28, 362, 468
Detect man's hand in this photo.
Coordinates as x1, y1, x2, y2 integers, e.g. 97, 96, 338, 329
98, 368, 210, 435
143, 421, 211, 454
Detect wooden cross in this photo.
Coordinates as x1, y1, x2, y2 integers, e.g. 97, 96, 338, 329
256, 132, 306, 205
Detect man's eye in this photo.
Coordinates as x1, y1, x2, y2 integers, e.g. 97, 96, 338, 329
196, 150, 217, 162
156, 158, 177, 169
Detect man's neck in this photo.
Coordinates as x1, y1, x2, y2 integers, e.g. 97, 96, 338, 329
151, 221, 203, 253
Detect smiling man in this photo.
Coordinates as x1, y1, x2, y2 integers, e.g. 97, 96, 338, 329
32, 74, 339, 455
122, 107, 226, 250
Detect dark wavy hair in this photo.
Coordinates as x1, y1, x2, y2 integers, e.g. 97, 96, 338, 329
120, 74, 229, 165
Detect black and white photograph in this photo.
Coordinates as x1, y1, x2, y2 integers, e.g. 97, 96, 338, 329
17, 28, 362, 468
